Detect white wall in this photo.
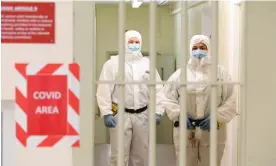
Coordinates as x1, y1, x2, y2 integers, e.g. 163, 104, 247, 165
1, 1, 74, 166
244, 2, 276, 166
2, 101, 16, 166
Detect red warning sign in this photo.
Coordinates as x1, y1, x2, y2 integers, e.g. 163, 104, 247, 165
1, 2, 55, 43
27, 75, 67, 135
15, 63, 80, 147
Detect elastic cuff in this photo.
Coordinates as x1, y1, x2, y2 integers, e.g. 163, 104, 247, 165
156, 106, 165, 113
156, 110, 165, 116
156, 113, 162, 116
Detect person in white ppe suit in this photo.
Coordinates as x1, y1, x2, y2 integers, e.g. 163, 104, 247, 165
96, 30, 163, 166
156, 35, 236, 166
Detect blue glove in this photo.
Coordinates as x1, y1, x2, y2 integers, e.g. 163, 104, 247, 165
104, 114, 116, 128
156, 114, 161, 125
199, 115, 210, 130
187, 114, 195, 130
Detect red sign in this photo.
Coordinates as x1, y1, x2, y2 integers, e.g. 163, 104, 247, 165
1, 2, 55, 43
27, 75, 67, 135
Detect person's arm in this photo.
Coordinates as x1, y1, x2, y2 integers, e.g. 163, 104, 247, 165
156, 70, 181, 121
217, 66, 237, 123
96, 60, 115, 116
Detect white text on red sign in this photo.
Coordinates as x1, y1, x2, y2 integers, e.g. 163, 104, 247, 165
33, 91, 61, 115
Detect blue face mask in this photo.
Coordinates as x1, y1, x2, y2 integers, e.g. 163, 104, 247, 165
191, 49, 208, 59
128, 44, 141, 52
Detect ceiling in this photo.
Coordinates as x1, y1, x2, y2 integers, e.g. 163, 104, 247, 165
94, 0, 173, 6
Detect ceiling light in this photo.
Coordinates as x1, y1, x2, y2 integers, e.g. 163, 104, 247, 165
132, 0, 142, 8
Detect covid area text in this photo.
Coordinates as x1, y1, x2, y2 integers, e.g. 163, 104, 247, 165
33, 91, 62, 115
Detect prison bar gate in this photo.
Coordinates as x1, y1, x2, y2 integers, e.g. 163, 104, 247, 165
88, 1, 247, 166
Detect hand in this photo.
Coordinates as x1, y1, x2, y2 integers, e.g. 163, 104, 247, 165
156, 114, 162, 125
199, 115, 210, 130
187, 114, 195, 130
104, 114, 116, 128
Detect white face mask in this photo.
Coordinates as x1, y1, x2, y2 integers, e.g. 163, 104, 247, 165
191, 49, 208, 59
127, 43, 141, 56
128, 44, 140, 52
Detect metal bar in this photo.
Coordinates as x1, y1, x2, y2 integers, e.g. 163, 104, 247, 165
149, 1, 156, 166
232, 3, 242, 166
179, 1, 188, 166
95, 80, 242, 85
91, 2, 96, 166
210, 2, 218, 166
231, 4, 241, 166
239, 2, 247, 166
117, 2, 125, 166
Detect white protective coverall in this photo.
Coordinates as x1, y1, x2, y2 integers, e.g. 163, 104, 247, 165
156, 35, 236, 166
96, 30, 162, 166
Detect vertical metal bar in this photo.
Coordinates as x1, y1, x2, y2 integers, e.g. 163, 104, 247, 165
239, 2, 247, 166
149, 1, 156, 166
179, 1, 188, 166
91, 2, 96, 166
117, 1, 125, 166
234, 3, 242, 166
232, 5, 241, 166
210, 1, 218, 166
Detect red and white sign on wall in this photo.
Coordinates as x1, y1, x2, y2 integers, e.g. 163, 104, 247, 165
15, 63, 80, 147
1, 2, 55, 43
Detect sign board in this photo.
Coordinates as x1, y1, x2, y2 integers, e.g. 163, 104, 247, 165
15, 63, 80, 147
27, 75, 68, 135
1, 2, 55, 43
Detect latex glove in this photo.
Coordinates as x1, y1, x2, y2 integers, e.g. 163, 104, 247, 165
156, 114, 162, 125
187, 114, 195, 130
104, 115, 116, 128
199, 115, 210, 130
